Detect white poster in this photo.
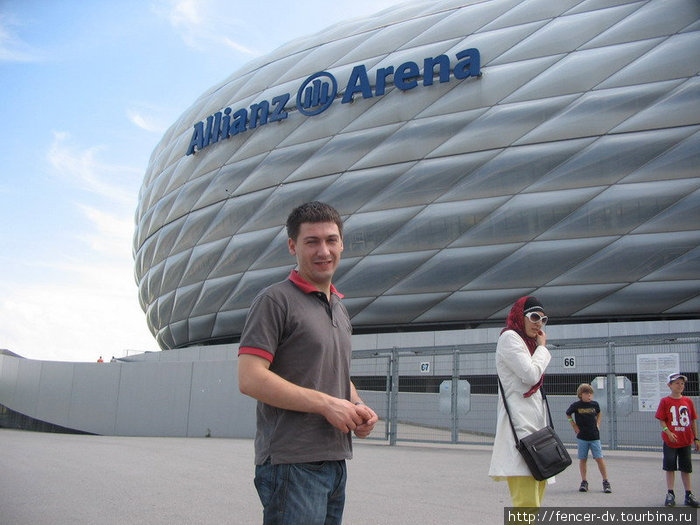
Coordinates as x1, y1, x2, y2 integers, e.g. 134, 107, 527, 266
636, 353, 679, 412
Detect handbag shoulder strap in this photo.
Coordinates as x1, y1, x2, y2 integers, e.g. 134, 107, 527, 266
497, 377, 554, 444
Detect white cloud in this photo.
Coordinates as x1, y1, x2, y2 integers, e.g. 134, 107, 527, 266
221, 36, 256, 55
0, 134, 157, 362
152, 0, 259, 55
48, 131, 138, 207
0, 13, 41, 62
0, 267, 156, 362
77, 204, 135, 258
127, 108, 168, 134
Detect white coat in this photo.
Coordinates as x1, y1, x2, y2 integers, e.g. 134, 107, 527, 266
489, 329, 552, 479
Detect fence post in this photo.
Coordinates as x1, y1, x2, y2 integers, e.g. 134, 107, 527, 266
388, 346, 399, 446
606, 341, 618, 450
451, 347, 459, 444
384, 353, 391, 442
696, 343, 700, 396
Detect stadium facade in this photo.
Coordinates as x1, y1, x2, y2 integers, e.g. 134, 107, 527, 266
1, 0, 699, 439
133, 0, 700, 351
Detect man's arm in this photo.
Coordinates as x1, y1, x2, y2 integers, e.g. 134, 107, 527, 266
350, 382, 379, 438
238, 353, 366, 433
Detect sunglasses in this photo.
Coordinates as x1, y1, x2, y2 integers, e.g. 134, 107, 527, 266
524, 312, 548, 325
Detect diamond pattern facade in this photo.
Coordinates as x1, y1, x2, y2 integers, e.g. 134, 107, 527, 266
134, 0, 700, 349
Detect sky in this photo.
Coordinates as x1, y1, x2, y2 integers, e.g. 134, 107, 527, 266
0, 0, 409, 362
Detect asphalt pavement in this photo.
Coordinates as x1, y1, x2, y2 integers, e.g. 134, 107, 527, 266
0, 429, 696, 524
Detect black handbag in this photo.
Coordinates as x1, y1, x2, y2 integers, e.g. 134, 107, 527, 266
498, 378, 572, 481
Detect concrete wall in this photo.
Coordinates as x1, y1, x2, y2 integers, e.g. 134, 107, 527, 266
0, 345, 257, 438
2, 319, 698, 440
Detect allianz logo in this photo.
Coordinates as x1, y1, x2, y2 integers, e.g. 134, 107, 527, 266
186, 48, 481, 156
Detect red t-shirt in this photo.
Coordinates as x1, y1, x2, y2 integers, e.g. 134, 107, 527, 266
655, 396, 697, 448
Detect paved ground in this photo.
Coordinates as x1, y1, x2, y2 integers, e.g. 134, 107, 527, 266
0, 428, 697, 524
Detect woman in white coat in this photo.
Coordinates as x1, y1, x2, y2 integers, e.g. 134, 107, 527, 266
489, 296, 551, 508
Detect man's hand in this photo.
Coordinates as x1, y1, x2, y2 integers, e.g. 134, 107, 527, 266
353, 404, 378, 439
321, 397, 368, 433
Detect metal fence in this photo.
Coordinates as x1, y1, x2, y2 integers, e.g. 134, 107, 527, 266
351, 333, 700, 451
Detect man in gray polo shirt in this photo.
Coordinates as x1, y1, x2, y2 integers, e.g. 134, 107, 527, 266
238, 201, 378, 525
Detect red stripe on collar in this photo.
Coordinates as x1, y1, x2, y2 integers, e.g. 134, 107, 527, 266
288, 270, 344, 298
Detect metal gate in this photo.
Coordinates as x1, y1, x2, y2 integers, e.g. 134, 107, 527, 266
351, 333, 700, 450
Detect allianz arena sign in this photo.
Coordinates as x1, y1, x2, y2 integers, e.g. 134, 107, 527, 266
186, 48, 482, 156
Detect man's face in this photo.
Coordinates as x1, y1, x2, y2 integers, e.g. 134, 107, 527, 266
288, 221, 343, 290
581, 391, 594, 402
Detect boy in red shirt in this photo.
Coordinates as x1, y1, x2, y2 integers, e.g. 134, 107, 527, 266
655, 373, 700, 507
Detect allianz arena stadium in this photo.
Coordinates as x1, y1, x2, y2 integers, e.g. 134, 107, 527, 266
133, 0, 700, 351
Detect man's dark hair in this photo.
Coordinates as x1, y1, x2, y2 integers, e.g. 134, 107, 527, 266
286, 201, 343, 241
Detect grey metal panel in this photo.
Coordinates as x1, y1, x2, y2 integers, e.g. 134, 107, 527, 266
375, 198, 508, 253
529, 128, 696, 192
439, 140, 591, 200
576, 281, 700, 316
551, 231, 700, 286
642, 246, 700, 282
433, 95, 579, 157
351, 293, 449, 325
539, 180, 700, 239
36, 362, 74, 426
341, 207, 420, 256
115, 361, 193, 437
466, 238, 620, 290
611, 77, 700, 133
621, 127, 700, 183
210, 309, 249, 340
11, 359, 42, 418
387, 244, 519, 294
68, 363, 121, 435
598, 32, 700, 88
580, 0, 699, 48
415, 289, 531, 323
336, 251, 437, 297
516, 81, 682, 145
361, 152, 495, 211
503, 39, 658, 103
187, 360, 256, 438
456, 188, 602, 245
490, 4, 637, 65
0, 355, 19, 407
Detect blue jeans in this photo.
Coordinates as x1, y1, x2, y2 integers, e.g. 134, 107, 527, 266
254, 460, 347, 525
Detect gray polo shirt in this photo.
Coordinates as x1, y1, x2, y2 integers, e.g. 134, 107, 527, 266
239, 271, 353, 465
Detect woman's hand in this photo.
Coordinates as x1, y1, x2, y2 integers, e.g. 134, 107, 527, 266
536, 329, 547, 347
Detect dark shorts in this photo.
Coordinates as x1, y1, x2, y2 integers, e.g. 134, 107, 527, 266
662, 443, 693, 473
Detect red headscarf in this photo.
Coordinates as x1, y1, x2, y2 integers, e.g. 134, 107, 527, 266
502, 296, 543, 396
